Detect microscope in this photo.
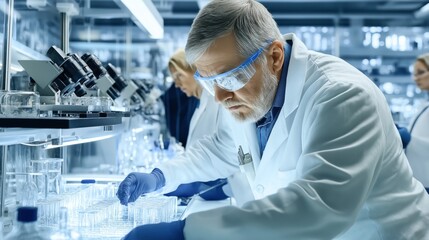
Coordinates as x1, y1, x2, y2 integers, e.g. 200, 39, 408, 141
19, 46, 154, 113
19, 46, 117, 104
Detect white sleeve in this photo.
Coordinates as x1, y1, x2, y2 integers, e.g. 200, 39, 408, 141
184, 82, 386, 239
157, 107, 240, 193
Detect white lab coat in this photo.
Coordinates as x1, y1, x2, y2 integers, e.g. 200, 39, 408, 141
158, 33, 429, 240
186, 89, 219, 148
406, 102, 429, 187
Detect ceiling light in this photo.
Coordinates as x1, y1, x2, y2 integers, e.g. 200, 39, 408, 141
117, 0, 164, 39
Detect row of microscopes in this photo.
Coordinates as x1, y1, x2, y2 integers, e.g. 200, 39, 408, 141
19, 46, 160, 115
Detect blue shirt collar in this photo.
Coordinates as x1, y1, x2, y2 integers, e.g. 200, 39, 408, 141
274, 40, 292, 108
255, 41, 292, 156
258, 40, 292, 123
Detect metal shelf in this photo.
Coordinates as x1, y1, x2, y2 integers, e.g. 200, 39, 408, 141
0, 116, 122, 129
0, 122, 124, 147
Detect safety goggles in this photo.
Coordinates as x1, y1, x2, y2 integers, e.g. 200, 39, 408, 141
194, 40, 273, 95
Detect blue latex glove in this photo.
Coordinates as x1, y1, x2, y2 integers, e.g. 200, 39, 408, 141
199, 180, 229, 201
116, 168, 166, 205
165, 182, 200, 198
165, 179, 228, 201
122, 220, 185, 240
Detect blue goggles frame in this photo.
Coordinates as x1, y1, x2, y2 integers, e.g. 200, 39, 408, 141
194, 40, 273, 93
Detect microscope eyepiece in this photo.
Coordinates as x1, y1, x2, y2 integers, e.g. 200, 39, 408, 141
73, 84, 87, 97
106, 88, 120, 100
69, 53, 97, 87
81, 53, 107, 78
106, 63, 127, 92
60, 58, 90, 85
46, 46, 67, 66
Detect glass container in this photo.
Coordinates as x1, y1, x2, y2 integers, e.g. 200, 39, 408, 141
0, 91, 40, 117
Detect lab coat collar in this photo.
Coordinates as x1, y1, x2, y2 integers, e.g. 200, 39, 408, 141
255, 41, 291, 156
281, 33, 309, 121
254, 33, 309, 183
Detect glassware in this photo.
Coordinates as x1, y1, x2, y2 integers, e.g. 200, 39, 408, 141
31, 158, 63, 196
0, 90, 7, 117
4, 207, 52, 240
61, 96, 113, 108
16, 166, 39, 206
37, 197, 61, 227
0, 91, 40, 117
131, 196, 177, 227
51, 183, 178, 239
50, 207, 82, 240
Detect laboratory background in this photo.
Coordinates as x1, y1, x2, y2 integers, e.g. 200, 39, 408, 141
0, 0, 428, 239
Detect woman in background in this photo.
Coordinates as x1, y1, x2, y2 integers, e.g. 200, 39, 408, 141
168, 48, 219, 148
406, 53, 429, 193
165, 49, 227, 199
160, 81, 198, 148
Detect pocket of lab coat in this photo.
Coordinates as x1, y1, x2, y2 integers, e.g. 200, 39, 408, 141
227, 171, 255, 207
239, 162, 256, 182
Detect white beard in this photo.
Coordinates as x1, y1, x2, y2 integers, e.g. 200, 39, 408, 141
230, 66, 278, 123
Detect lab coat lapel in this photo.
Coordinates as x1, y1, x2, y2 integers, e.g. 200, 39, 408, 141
255, 33, 309, 183
256, 110, 289, 176
282, 33, 309, 122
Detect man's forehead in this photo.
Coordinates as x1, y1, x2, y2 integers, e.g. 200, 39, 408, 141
196, 51, 233, 68
195, 34, 243, 75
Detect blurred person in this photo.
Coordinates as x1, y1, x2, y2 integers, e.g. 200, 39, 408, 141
167, 49, 231, 200
168, 49, 220, 148
406, 53, 429, 193
160, 83, 199, 148
395, 123, 411, 148
118, 1, 429, 239
164, 49, 228, 200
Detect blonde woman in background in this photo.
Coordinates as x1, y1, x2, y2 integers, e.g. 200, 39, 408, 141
165, 49, 228, 199
406, 53, 429, 193
168, 49, 219, 148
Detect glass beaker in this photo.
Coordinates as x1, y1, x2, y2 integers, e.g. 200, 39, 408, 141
0, 90, 40, 117
31, 158, 63, 196
16, 166, 39, 206
0, 90, 7, 117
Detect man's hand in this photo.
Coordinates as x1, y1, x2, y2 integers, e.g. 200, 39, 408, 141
116, 169, 165, 205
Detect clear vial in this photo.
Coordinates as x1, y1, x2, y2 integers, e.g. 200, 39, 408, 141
17, 166, 39, 206
50, 207, 82, 240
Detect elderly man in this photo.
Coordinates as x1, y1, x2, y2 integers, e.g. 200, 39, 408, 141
117, 0, 429, 239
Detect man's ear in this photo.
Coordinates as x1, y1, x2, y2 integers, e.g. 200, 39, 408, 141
268, 40, 284, 73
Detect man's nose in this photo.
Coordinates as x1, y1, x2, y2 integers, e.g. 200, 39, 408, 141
214, 85, 233, 103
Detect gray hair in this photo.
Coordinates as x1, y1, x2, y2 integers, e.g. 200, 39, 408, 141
417, 53, 429, 69
185, 0, 284, 65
